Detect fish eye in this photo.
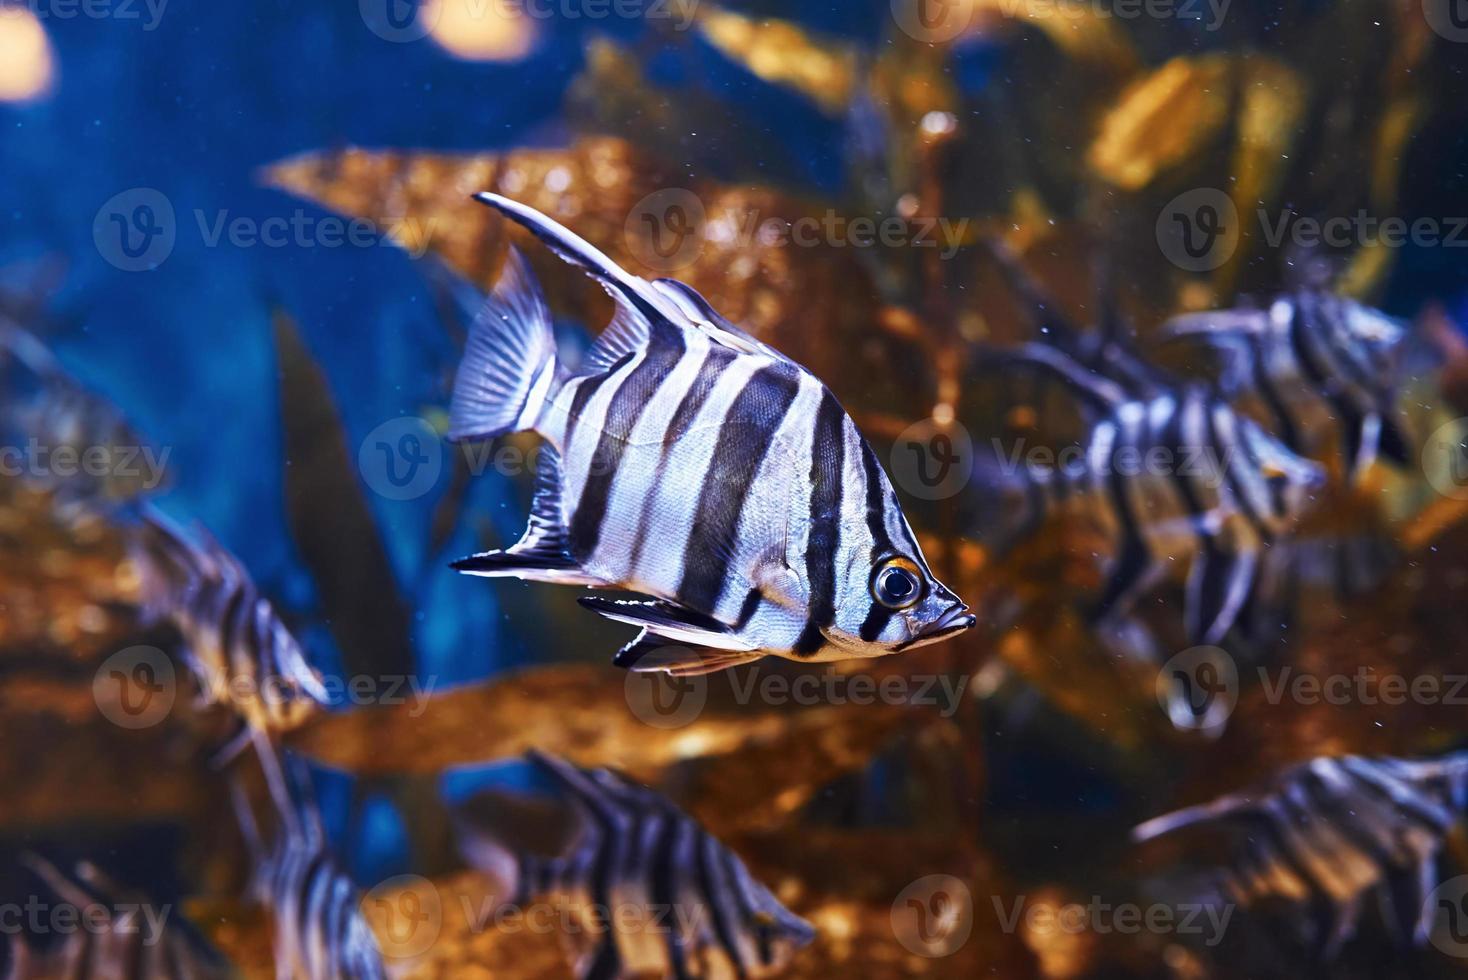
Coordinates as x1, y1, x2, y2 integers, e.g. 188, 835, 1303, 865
872, 558, 923, 610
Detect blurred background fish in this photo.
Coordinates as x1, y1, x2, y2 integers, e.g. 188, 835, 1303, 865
5, 1, 1468, 977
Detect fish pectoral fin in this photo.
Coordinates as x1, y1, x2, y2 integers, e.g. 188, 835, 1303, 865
614, 631, 761, 676
755, 563, 806, 611
581, 597, 757, 651
452, 445, 604, 586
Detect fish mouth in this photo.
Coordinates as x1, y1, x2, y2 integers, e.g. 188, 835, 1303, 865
900, 603, 976, 649
928, 603, 977, 638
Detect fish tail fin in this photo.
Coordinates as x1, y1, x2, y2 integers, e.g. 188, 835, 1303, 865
449, 248, 563, 442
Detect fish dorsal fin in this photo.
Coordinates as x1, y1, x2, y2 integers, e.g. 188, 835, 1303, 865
1163, 309, 1271, 339
978, 342, 1128, 415
650, 278, 789, 361
476, 192, 682, 321
581, 303, 653, 375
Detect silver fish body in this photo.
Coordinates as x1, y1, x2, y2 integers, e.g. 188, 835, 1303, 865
130, 507, 329, 739
1162, 291, 1411, 477
0, 322, 158, 502
448, 194, 972, 675
455, 752, 815, 980
985, 345, 1325, 652
1134, 752, 1468, 958
232, 746, 387, 980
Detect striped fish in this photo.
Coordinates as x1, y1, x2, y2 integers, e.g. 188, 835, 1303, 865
1134, 752, 1468, 958
983, 343, 1325, 652
448, 194, 973, 675
232, 746, 387, 980
454, 752, 815, 980
0, 320, 157, 502
2, 855, 232, 979
130, 506, 329, 739
1162, 292, 1411, 478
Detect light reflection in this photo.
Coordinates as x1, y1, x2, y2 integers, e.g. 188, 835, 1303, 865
0, 6, 55, 103
420, 0, 535, 62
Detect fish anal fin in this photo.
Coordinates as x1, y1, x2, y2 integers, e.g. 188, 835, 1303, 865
613, 630, 760, 675
452, 445, 603, 586
580, 597, 756, 651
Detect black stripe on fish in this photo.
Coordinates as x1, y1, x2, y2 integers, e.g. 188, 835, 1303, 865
1206, 403, 1270, 543
565, 350, 636, 447
736, 589, 763, 631
1245, 330, 1301, 452
1092, 422, 1152, 625
718, 848, 764, 964
794, 390, 845, 656
651, 813, 694, 980
1288, 298, 1369, 465
568, 328, 687, 560
1156, 395, 1210, 545
696, 831, 750, 979
856, 440, 896, 642
677, 365, 802, 615
627, 346, 737, 578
